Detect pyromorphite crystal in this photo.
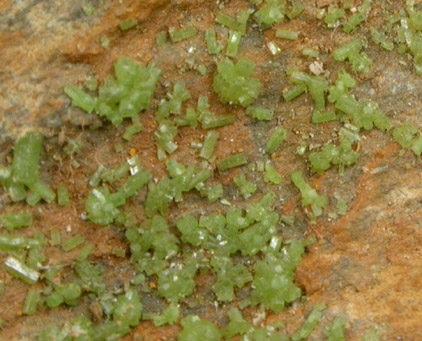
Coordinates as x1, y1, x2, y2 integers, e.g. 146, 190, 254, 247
23, 289, 40, 315
288, 69, 328, 110
116, 165, 151, 199
335, 95, 392, 131
101, 162, 130, 184
217, 153, 247, 171
283, 83, 307, 102
371, 27, 394, 51
392, 122, 418, 148
56, 283, 82, 306
245, 192, 276, 222
5, 256, 40, 284
156, 31, 167, 46
0, 235, 28, 251
113, 290, 143, 327
246, 106, 274, 121
221, 308, 253, 338
327, 70, 356, 103
65, 317, 92, 340
176, 214, 208, 247
199, 184, 223, 203
119, 18, 138, 31
324, 317, 347, 341
198, 213, 242, 256
85, 187, 120, 225
252, 241, 305, 312
177, 107, 198, 127
85, 76, 98, 92
64, 85, 96, 113
302, 47, 320, 58
74, 260, 105, 293
240, 213, 279, 256
254, 0, 285, 27
332, 38, 373, 73
312, 110, 337, 124
216, 10, 250, 35
324, 5, 345, 27
266, 127, 287, 154
50, 229, 61, 246
158, 255, 197, 302
200, 131, 219, 160
37, 327, 70, 341
144, 302, 180, 327
154, 120, 178, 156
210, 256, 252, 301
62, 234, 85, 252
28, 181, 56, 204
123, 123, 143, 141
0, 213, 32, 231
226, 207, 251, 230
264, 162, 282, 184
129, 215, 178, 275
97, 322, 132, 339
178, 315, 222, 341
0, 167, 24, 202
308, 129, 360, 174
91, 58, 161, 125
343, 0, 371, 33
411, 135, 422, 156
57, 185, 69, 206
336, 195, 348, 216
156, 82, 191, 121
12, 132, 43, 186
276, 29, 300, 40
226, 30, 242, 57
234, 173, 257, 199
243, 328, 290, 340
145, 162, 211, 217
197, 96, 236, 129
288, 2, 304, 19
213, 58, 261, 107
169, 26, 197, 43
205, 29, 223, 55
291, 304, 326, 340
410, 11, 422, 30
291, 172, 327, 218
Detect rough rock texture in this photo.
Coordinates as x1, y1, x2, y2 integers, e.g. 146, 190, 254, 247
1, 0, 422, 339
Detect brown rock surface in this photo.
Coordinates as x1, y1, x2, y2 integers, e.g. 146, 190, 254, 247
1, 0, 422, 340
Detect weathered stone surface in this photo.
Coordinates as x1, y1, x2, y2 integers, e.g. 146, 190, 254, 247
1, 0, 422, 339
